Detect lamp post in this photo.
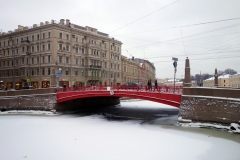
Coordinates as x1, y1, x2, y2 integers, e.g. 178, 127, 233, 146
22, 39, 31, 86
26, 51, 31, 86
9, 37, 15, 89
172, 57, 178, 93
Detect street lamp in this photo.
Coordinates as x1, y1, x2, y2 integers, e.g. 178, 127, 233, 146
26, 51, 31, 86
22, 39, 31, 86
172, 57, 178, 93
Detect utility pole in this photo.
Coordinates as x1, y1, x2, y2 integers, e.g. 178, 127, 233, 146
172, 57, 178, 93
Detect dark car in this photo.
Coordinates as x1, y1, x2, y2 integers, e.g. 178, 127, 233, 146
120, 82, 141, 89
21, 86, 34, 90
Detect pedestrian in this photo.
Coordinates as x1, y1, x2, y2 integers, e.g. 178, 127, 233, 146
149, 79, 152, 91
63, 84, 67, 91
154, 80, 158, 91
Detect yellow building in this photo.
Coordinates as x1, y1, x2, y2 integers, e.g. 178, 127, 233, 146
229, 73, 240, 88
203, 74, 230, 87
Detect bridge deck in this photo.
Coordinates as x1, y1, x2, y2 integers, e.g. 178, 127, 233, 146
56, 86, 182, 108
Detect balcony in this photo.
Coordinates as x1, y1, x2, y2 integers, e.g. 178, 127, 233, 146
88, 65, 102, 69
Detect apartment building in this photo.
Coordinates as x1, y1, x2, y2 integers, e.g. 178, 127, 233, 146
0, 19, 122, 89
121, 56, 156, 85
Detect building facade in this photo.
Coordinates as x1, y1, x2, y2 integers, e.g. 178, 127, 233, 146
0, 19, 122, 89
121, 56, 156, 85
229, 73, 240, 88
203, 74, 230, 87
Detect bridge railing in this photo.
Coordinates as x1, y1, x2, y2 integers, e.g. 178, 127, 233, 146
56, 85, 182, 94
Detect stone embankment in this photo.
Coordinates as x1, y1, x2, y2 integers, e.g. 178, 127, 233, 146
179, 87, 240, 124
0, 88, 119, 111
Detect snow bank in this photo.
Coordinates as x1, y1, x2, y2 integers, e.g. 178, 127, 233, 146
178, 117, 240, 133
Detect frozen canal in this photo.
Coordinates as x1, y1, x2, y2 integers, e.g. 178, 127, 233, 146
0, 100, 239, 160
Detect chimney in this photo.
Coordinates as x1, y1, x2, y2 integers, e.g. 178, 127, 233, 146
60, 19, 65, 25
18, 25, 24, 30
66, 19, 70, 26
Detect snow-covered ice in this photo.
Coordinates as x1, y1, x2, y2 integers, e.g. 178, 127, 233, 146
0, 100, 239, 160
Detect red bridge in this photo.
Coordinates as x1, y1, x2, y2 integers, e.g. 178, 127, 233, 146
56, 86, 182, 108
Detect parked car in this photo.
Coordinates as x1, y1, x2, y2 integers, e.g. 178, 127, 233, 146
120, 82, 141, 89
21, 86, 34, 90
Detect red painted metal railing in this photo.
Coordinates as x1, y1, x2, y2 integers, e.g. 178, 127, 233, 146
56, 85, 182, 94
56, 85, 182, 107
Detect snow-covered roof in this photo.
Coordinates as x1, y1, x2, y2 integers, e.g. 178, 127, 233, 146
204, 77, 214, 81
218, 74, 230, 79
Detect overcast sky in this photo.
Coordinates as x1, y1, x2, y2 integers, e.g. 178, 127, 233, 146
1, 0, 240, 78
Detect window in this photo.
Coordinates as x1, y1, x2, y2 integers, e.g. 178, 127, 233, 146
100, 42, 102, 47
59, 44, 62, 50
21, 58, 24, 64
66, 68, 69, 75
16, 59, 18, 66
37, 34, 39, 40
111, 45, 112, 50
48, 68, 50, 75
111, 63, 113, 69
59, 56, 62, 63
59, 32, 62, 39
66, 45, 69, 52
42, 44, 45, 51
42, 68, 45, 75
75, 47, 78, 53
48, 44, 50, 50
76, 36, 78, 42
104, 43, 106, 48
81, 70, 84, 76
66, 34, 69, 40
32, 70, 34, 76
118, 47, 119, 52
75, 69, 78, 76
22, 47, 24, 53
82, 59, 84, 65
4, 41, 5, 46
118, 64, 119, 70
31, 46, 34, 52
42, 33, 45, 39
37, 57, 39, 64
104, 62, 107, 68
48, 56, 51, 63
75, 58, 78, 65
17, 39, 18, 44
0, 42, 1, 47
36, 68, 39, 75
66, 57, 69, 64
32, 57, 34, 64
21, 69, 25, 76
82, 38, 84, 43
42, 56, 45, 63
81, 48, 84, 54
48, 32, 51, 38
37, 45, 39, 52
